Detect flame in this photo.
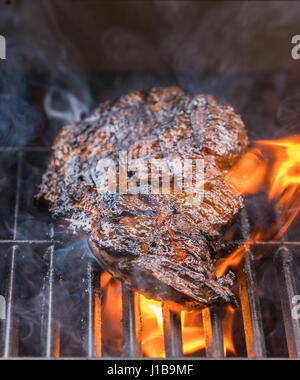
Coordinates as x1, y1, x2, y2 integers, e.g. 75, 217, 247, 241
216, 232, 261, 278
139, 299, 209, 357
99, 274, 240, 357
139, 295, 165, 358
99, 274, 166, 358
222, 306, 236, 357
181, 311, 205, 355
217, 135, 300, 276
101, 273, 123, 356
138, 299, 237, 357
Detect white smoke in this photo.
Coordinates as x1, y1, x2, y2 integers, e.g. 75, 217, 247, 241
0, 0, 92, 130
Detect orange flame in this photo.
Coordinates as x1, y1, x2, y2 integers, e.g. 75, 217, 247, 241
181, 310, 205, 355
101, 273, 123, 356
222, 305, 236, 357
100, 275, 239, 357
139, 295, 165, 358
217, 134, 300, 276
216, 232, 262, 278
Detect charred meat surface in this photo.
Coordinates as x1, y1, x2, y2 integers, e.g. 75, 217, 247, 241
39, 87, 248, 310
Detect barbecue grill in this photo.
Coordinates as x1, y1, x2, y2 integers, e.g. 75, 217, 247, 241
1, 0, 300, 360
0, 144, 299, 359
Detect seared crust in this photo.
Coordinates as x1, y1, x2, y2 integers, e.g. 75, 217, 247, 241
39, 87, 248, 310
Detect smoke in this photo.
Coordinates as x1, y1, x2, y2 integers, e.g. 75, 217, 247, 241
0, 0, 93, 145
44, 72, 91, 124
0, 1, 94, 357
159, 1, 300, 73
0, 94, 40, 146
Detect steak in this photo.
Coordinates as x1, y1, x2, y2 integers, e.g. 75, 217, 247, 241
39, 86, 248, 310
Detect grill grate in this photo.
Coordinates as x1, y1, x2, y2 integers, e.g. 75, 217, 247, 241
0, 147, 299, 359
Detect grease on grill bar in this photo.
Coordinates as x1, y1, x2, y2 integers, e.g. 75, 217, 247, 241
0, 147, 299, 358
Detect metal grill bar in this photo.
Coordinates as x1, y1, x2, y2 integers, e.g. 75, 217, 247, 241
86, 262, 94, 358
84, 263, 103, 358
162, 303, 183, 358
3, 245, 17, 358
238, 249, 266, 358
2, 146, 300, 359
121, 285, 142, 358
13, 151, 23, 240
0, 241, 59, 244
0, 147, 51, 152
41, 223, 60, 358
44, 245, 55, 358
238, 209, 266, 358
93, 272, 102, 358
202, 306, 224, 358
3, 151, 24, 358
44, 245, 57, 358
274, 247, 300, 358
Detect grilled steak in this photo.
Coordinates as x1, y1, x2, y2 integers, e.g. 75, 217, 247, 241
39, 86, 248, 310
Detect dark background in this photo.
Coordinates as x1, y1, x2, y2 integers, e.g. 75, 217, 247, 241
1, 0, 300, 147
2, 0, 300, 73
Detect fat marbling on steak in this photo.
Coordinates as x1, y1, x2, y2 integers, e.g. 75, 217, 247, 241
39, 87, 248, 310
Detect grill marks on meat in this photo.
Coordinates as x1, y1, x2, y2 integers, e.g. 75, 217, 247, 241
39, 87, 248, 310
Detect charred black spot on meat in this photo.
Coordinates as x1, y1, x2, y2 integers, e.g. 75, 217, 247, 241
38, 86, 248, 311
